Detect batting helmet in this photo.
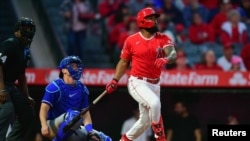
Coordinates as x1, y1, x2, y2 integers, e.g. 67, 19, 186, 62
14, 17, 36, 45
58, 56, 83, 80
136, 7, 160, 28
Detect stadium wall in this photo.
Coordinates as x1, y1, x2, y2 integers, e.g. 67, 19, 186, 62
29, 85, 250, 141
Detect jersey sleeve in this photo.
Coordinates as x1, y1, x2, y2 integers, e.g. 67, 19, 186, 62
42, 81, 60, 107
162, 34, 175, 49
0, 39, 13, 65
120, 37, 132, 60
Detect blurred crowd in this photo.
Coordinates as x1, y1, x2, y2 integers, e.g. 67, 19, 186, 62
59, 0, 250, 71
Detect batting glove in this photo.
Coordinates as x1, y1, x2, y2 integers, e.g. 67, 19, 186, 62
106, 78, 118, 94
154, 58, 169, 69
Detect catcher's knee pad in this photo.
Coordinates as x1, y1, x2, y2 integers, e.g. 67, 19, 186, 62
64, 109, 83, 130
55, 109, 83, 141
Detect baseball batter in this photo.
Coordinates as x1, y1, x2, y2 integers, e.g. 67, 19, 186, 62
105, 7, 177, 141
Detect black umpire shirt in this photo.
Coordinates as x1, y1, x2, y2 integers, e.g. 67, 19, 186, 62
0, 37, 31, 84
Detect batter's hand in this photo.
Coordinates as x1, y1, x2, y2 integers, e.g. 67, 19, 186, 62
154, 58, 169, 68
0, 91, 7, 104
105, 79, 118, 94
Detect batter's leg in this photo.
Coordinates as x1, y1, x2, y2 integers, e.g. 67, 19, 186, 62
128, 78, 162, 122
152, 116, 166, 141
151, 81, 167, 141
124, 104, 151, 140
122, 78, 161, 140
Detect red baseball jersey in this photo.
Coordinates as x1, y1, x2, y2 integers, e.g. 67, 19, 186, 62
120, 32, 174, 78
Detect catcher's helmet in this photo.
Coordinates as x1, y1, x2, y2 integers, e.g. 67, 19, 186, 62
136, 7, 160, 28
14, 17, 36, 45
58, 56, 83, 80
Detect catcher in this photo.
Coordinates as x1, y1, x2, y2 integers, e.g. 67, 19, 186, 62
39, 56, 111, 141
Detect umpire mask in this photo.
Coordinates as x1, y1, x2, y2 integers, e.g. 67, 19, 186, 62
14, 17, 36, 46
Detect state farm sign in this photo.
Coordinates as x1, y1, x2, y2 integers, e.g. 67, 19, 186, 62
25, 69, 250, 87
160, 72, 219, 86
25, 72, 36, 83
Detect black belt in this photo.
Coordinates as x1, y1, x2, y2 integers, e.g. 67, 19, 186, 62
137, 76, 160, 84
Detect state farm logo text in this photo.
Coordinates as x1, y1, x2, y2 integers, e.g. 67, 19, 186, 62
161, 72, 219, 85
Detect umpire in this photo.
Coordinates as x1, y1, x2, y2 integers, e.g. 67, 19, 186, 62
0, 17, 36, 141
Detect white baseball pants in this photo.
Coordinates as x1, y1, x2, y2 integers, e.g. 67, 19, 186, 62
125, 75, 161, 140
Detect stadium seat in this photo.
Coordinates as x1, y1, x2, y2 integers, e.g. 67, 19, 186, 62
181, 41, 200, 56
42, 0, 114, 68
232, 43, 243, 55
204, 42, 223, 58
187, 54, 201, 65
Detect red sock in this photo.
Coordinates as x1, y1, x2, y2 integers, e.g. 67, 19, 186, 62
152, 116, 167, 141
120, 134, 132, 141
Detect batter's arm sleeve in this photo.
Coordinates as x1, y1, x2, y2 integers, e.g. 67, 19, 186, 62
39, 103, 50, 126
113, 58, 130, 81
163, 46, 177, 64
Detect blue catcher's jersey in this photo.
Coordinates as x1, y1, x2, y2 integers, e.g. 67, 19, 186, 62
42, 79, 89, 120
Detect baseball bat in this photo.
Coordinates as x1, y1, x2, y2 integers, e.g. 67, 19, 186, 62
63, 90, 107, 133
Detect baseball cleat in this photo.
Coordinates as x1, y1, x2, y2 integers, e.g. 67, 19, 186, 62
119, 134, 131, 141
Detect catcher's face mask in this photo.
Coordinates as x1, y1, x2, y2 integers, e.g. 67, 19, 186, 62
58, 56, 83, 80
66, 62, 83, 80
